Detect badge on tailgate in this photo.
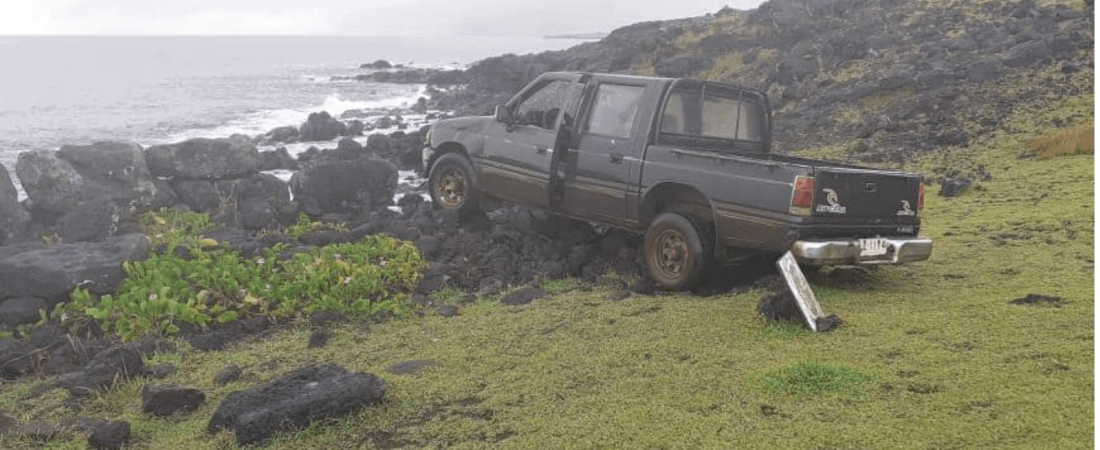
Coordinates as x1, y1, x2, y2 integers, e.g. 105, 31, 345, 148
815, 188, 847, 214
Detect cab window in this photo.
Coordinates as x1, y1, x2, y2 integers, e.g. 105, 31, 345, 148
585, 84, 645, 139
513, 80, 584, 130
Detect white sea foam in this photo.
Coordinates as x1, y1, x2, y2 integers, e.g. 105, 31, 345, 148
152, 86, 428, 146
302, 74, 344, 83
9, 87, 434, 201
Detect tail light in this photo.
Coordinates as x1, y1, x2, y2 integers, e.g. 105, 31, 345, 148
790, 175, 815, 216
918, 184, 925, 212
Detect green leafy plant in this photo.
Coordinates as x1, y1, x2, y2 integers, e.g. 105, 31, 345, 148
283, 213, 348, 240
285, 213, 323, 240
140, 208, 218, 249
759, 361, 875, 397
64, 214, 424, 341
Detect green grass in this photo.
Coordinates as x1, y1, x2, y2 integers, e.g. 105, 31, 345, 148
429, 287, 466, 305
758, 361, 876, 397
538, 276, 585, 294
1, 97, 1094, 449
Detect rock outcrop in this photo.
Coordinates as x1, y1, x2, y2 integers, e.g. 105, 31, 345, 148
142, 385, 206, 416
299, 111, 347, 142
145, 137, 262, 179
427, 0, 1093, 167
88, 421, 130, 450
15, 141, 156, 230
0, 163, 30, 245
207, 363, 385, 446
0, 233, 151, 311
145, 137, 293, 231
289, 158, 398, 215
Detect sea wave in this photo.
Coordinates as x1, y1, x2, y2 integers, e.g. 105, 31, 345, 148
152, 86, 428, 145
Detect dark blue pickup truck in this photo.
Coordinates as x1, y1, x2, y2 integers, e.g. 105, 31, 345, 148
422, 72, 932, 289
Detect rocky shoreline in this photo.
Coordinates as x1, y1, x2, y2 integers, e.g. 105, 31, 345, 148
0, 98, 689, 446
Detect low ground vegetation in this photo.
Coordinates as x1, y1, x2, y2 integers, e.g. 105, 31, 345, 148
62, 210, 423, 341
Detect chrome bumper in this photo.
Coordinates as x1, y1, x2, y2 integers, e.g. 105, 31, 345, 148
790, 236, 933, 266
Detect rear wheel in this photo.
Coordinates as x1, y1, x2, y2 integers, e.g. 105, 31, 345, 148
644, 212, 711, 290
428, 153, 479, 219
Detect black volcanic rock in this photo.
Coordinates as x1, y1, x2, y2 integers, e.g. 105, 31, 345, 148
289, 158, 397, 214
55, 345, 145, 396
16, 141, 156, 216
142, 385, 205, 416
56, 199, 120, 243
88, 421, 130, 450
335, 137, 366, 159
299, 111, 347, 142
0, 234, 150, 311
426, 0, 1092, 163
261, 125, 299, 145
146, 137, 262, 179
360, 59, 393, 69
0, 297, 47, 327
207, 363, 384, 446
259, 146, 297, 171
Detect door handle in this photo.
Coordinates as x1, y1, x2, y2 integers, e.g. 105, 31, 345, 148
609, 153, 623, 164
536, 147, 547, 154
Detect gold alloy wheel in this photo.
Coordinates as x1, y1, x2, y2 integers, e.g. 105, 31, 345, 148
653, 229, 688, 278
435, 166, 467, 209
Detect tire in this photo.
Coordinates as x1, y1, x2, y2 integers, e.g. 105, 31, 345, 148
643, 212, 711, 290
428, 153, 479, 219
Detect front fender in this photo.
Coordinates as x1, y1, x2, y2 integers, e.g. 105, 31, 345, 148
424, 116, 493, 173
428, 116, 492, 152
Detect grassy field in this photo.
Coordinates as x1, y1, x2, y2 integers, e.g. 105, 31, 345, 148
1, 100, 1093, 449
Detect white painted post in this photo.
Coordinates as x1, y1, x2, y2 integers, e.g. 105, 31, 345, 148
775, 251, 826, 332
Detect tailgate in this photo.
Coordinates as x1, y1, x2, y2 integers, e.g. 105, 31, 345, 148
812, 167, 921, 219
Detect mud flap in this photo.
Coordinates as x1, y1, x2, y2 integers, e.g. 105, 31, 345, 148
775, 251, 828, 332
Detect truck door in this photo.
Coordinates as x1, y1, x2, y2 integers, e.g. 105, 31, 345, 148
482, 77, 584, 209
558, 82, 647, 226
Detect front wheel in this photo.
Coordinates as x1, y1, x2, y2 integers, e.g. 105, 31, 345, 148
643, 212, 711, 290
428, 153, 479, 219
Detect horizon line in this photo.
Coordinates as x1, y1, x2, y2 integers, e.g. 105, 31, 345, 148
0, 33, 602, 39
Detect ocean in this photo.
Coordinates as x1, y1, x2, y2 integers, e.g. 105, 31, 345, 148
0, 35, 586, 198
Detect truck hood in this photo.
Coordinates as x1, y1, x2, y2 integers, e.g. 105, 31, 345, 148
429, 115, 493, 145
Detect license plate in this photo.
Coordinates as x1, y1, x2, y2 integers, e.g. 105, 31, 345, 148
859, 238, 888, 257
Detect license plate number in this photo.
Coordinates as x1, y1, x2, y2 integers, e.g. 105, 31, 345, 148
859, 238, 888, 257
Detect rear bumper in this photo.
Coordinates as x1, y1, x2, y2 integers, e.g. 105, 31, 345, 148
790, 236, 933, 266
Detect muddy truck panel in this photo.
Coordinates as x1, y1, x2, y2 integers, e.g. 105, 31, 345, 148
422, 71, 933, 289
638, 145, 813, 252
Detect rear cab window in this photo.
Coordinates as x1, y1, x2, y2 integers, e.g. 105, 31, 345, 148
658, 81, 769, 153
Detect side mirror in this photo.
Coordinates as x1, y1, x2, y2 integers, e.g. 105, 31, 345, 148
494, 105, 514, 125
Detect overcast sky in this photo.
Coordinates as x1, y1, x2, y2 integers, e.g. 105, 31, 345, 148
1, 0, 768, 36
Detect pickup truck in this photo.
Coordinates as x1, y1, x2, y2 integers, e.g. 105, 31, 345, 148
422, 72, 932, 290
